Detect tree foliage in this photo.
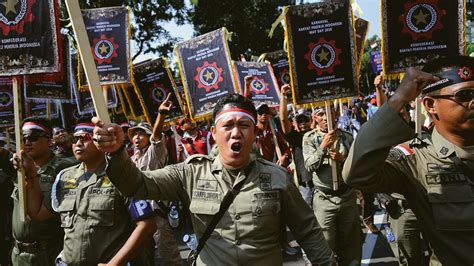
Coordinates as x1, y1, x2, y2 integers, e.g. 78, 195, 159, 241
189, 0, 296, 59
62, 0, 188, 60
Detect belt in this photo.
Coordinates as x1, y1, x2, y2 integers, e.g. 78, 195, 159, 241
15, 241, 48, 253
315, 184, 350, 197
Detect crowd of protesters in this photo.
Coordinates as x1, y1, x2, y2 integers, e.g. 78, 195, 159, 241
0, 55, 473, 266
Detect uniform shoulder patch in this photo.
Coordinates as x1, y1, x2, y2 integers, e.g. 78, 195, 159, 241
257, 158, 287, 173
388, 144, 414, 161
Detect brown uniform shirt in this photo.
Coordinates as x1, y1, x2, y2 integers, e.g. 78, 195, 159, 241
106, 149, 333, 265
343, 104, 474, 265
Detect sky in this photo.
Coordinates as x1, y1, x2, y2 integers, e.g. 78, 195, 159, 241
133, 0, 382, 62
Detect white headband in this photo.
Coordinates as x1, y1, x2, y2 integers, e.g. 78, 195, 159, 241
215, 108, 255, 124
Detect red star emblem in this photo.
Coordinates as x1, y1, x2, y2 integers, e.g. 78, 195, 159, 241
458, 66, 472, 80
250, 77, 269, 95
194, 61, 223, 93
304, 37, 342, 76
91, 34, 119, 64
399, 0, 445, 41
0, 0, 36, 36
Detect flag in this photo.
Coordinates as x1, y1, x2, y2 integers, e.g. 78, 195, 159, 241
233, 61, 280, 107
24, 36, 72, 102
0, 78, 14, 127
381, 0, 465, 75
175, 28, 237, 120
284, 2, 358, 105
78, 7, 131, 87
133, 58, 185, 123
0, 0, 60, 76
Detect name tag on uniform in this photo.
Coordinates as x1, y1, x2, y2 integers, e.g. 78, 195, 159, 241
253, 191, 279, 200
196, 180, 218, 191
426, 163, 467, 185
90, 188, 115, 196
192, 190, 220, 201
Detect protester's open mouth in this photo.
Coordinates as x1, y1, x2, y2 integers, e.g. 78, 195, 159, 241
231, 142, 241, 153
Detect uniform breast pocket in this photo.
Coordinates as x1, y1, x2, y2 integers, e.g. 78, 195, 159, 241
88, 196, 115, 227
57, 197, 76, 228
428, 184, 474, 231
189, 200, 221, 235
251, 191, 281, 236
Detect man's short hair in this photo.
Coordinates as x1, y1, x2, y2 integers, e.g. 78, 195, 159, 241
212, 94, 257, 122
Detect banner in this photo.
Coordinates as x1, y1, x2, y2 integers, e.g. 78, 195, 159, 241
79, 7, 131, 87
284, 1, 358, 105
261, 50, 291, 90
0, 0, 60, 76
176, 28, 237, 120
355, 18, 369, 72
115, 86, 131, 118
121, 85, 145, 119
24, 102, 59, 119
0, 78, 14, 127
233, 61, 280, 107
133, 59, 185, 123
370, 50, 383, 74
381, 0, 464, 75
24, 37, 71, 102
73, 85, 118, 115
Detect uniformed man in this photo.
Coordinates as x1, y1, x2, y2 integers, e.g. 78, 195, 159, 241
18, 118, 157, 265
343, 56, 474, 265
0, 118, 77, 266
128, 93, 182, 266
92, 93, 334, 265
302, 107, 362, 265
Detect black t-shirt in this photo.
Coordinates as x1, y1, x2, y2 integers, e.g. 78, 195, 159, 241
284, 129, 312, 183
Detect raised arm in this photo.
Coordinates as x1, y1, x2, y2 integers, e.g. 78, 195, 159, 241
343, 68, 437, 192
278, 84, 293, 134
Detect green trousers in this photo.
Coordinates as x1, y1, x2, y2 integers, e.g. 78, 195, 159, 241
313, 190, 362, 266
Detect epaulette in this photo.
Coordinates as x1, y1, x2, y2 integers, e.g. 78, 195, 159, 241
388, 144, 414, 161
185, 154, 212, 163
257, 157, 287, 173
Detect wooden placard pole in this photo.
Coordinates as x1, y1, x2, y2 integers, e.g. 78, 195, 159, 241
46, 100, 52, 119
269, 119, 283, 160
171, 125, 181, 162
415, 97, 422, 141
325, 101, 339, 191
13, 77, 27, 222
65, 0, 111, 124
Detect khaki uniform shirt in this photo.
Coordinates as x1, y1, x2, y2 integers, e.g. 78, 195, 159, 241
106, 150, 333, 265
131, 137, 167, 171
51, 163, 133, 266
11, 156, 76, 244
302, 128, 353, 194
343, 104, 474, 265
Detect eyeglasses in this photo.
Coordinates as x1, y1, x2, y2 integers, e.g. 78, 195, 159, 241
296, 116, 310, 123
431, 89, 474, 103
72, 133, 93, 143
23, 135, 42, 143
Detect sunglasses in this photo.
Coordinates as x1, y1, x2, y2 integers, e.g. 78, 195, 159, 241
431, 89, 474, 103
296, 116, 310, 123
23, 135, 44, 143
72, 133, 93, 143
